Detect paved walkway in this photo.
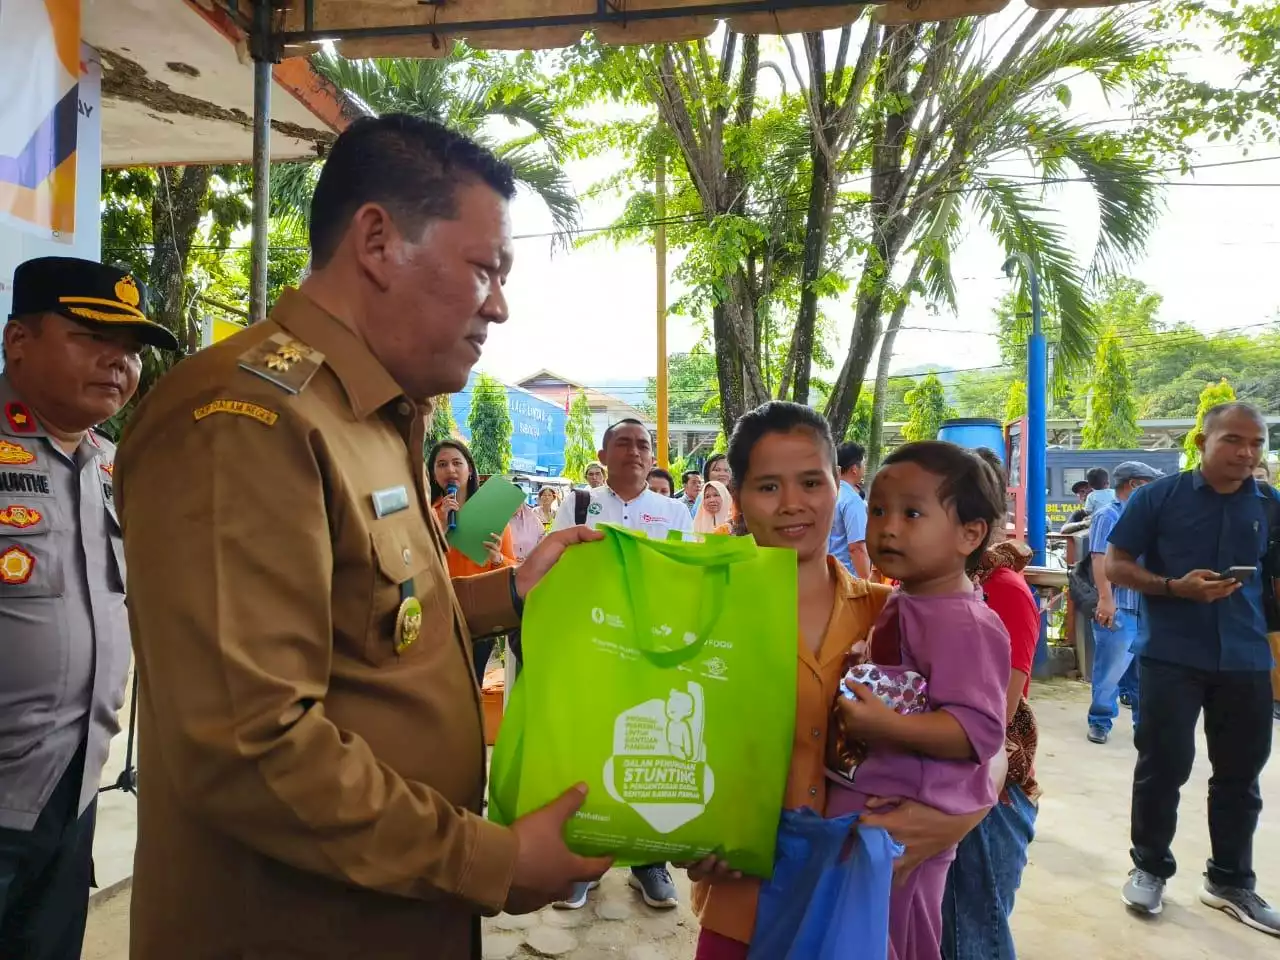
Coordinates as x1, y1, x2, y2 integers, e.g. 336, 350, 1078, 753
83, 679, 1279, 959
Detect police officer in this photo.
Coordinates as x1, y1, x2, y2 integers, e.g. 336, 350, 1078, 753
0, 257, 176, 958
115, 116, 612, 960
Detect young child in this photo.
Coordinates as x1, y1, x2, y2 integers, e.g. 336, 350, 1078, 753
826, 441, 1011, 960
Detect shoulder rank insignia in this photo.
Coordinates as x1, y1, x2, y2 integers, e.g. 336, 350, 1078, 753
4, 402, 37, 435
238, 332, 324, 395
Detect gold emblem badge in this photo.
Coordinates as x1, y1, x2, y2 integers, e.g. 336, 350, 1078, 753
0, 545, 35, 585
0, 439, 35, 465
114, 275, 141, 307
394, 596, 424, 653
0, 505, 41, 529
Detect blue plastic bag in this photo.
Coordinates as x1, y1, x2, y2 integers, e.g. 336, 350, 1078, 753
748, 808, 901, 960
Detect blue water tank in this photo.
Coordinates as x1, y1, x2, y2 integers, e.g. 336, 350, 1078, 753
937, 418, 1005, 462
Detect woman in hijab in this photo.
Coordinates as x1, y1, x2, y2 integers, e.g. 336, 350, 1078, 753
693, 480, 733, 536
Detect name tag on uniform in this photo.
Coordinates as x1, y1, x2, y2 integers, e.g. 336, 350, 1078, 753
371, 485, 409, 518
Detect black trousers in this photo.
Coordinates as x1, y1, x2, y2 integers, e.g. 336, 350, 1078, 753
0, 745, 96, 960
1131, 656, 1273, 889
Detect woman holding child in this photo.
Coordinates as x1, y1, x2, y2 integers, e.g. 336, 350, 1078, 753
687, 402, 1010, 960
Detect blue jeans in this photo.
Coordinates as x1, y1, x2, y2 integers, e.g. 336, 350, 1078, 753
941, 784, 1038, 960
1119, 660, 1139, 702
1089, 611, 1141, 734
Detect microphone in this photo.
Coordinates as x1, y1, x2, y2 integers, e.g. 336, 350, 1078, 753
445, 483, 459, 532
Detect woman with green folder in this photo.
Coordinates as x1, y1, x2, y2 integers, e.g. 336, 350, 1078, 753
428, 439, 515, 680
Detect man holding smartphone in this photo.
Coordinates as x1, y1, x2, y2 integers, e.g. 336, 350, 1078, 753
1086, 460, 1163, 745
1105, 402, 1279, 936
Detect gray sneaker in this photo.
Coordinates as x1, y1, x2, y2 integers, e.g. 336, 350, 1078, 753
1088, 725, 1109, 744
1200, 880, 1280, 937
553, 880, 598, 910
629, 865, 678, 909
1122, 869, 1165, 915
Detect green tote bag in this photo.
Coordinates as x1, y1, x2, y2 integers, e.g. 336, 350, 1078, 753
490, 524, 797, 878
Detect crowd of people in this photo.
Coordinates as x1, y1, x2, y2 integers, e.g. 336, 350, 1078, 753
1, 112, 1277, 960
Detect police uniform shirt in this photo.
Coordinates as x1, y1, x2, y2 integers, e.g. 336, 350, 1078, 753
0, 374, 129, 830
551, 483, 695, 539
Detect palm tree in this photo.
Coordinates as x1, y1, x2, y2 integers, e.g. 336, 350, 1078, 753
827, 9, 1165, 449
272, 46, 579, 239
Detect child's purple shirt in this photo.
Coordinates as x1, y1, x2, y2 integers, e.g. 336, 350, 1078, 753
828, 586, 1011, 816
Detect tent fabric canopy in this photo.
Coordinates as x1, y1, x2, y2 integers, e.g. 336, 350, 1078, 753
221, 0, 1133, 60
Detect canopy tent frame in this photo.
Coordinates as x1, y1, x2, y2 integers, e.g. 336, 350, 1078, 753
231, 0, 894, 321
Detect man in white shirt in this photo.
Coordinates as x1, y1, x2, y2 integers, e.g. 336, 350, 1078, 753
549, 419, 691, 912
551, 420, 693, 543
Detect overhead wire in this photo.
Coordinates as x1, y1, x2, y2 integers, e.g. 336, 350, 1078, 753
102, 154, 1280, 253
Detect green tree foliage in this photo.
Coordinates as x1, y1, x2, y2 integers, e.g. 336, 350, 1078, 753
946, 278, 1280, 433
563, 390, 596, 481
824, 12, 1166, 438
562, 14, 1172, 440
902, 374, 954, 443
845, 392, 875, 447
468, 374, 513, 475
1005, 381, 1028, 424
1184, 380, 1237, 468
293, 47, 580, 239
1082, 329, 1141, 449
427, 395, 458, 446
230, 219, 310, 314
951, 370, 1015, 421
98, 165, 255, 439
641, 346, 719, 424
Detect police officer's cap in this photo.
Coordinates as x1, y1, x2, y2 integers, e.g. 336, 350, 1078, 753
8, 257, 179, 351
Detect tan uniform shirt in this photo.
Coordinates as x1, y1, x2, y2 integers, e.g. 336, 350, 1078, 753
116, 290, 521, 959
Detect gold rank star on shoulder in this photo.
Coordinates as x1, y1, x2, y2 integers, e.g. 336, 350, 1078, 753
239, 332, 325, 394
266, 342, 306, 371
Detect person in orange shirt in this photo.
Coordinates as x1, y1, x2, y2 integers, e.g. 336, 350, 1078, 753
428, 439, 515, 680
683, 402, 1003, 959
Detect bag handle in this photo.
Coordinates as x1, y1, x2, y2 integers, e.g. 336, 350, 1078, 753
607, 525, 743, 668
605, 522, 758, 566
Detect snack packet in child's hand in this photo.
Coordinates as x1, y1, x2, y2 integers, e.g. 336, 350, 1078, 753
839, 664, 929, 713
829, 665, 930, 782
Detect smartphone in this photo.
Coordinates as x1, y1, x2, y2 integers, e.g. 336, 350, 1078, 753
1215, 566, 1257, 583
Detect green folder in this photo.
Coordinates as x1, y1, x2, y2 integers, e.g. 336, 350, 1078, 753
447, 476, 527, 565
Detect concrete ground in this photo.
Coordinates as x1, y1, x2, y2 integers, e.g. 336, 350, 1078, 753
82, 679, 1280, 959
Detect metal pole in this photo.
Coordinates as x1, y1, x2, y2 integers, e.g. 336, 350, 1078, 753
655, 149, 669, 470
1003, 253, 1050, 676
1026, 267, 1047, 567
249, 1, 274, 323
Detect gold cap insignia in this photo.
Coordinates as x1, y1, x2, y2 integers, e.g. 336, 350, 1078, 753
114, 276, 141, 307
394, 596, 424, 653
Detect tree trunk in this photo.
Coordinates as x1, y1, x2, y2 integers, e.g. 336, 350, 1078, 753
791, 142, 832, 406
824, 28, 919, 439
713, 303, 745, 435
149, 165, 212, 351
867, 254, 924, 471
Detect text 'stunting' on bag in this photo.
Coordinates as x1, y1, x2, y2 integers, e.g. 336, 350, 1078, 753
604, 682, 716, 834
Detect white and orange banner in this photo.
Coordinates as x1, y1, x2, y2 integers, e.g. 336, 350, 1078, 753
0, 0, 82, 240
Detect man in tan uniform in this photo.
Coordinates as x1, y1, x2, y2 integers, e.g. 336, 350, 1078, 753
115, 115, 611, 959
